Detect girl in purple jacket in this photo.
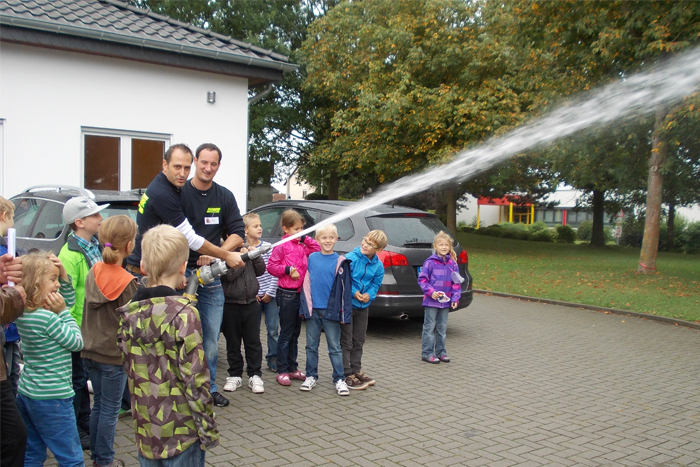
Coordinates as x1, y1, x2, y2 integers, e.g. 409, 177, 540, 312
417, 231, 461, 364
267, 210, 320, 386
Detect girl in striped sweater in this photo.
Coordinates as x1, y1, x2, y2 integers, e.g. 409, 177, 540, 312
16, 251, 84, 467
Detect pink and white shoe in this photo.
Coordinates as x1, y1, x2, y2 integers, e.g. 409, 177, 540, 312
276, 373, 291, 386
288, 370, 306, 381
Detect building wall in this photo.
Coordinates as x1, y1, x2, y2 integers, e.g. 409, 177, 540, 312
285, 169, 315, 200
0, 43, 250, 210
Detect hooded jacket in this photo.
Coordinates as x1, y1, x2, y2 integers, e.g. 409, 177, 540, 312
346, 247, 385, 309
118, 287, 219, 460
58, 234, 102, 325
81, 262, 138, 365
221, 250, 266, 305
418, 253, 462, 308
267, 234, 321, 291
300, 254, 353, 323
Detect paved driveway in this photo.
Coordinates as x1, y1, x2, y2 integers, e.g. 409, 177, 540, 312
57, 295, 700, 466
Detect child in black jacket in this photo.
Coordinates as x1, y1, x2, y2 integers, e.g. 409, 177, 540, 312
216, 246, 267, 394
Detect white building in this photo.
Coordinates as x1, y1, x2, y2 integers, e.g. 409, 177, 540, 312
282, 166, 316, 200
0, 0, 296, 212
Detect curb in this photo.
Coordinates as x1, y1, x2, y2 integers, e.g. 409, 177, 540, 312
473, 289, 700, 331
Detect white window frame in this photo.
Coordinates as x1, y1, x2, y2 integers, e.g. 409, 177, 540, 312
81, 127, 171, 191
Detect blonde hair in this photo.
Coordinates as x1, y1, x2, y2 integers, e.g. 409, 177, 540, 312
433, 231, 456, 260
280, 209, 304, 229
366, 230, 388, 250
99, 215, 137, 265
141, 225, 189, 283
0, 196, 14, 220
243, 212, 260, 229
19, 251, 54, 310
315, 223, 337, 238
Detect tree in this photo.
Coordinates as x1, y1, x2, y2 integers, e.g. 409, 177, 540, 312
506, 0, 700, 268
301, 0, 556, 232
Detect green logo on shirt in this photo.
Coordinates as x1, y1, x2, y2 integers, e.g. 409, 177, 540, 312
138, 193, 149, 214
206, 207, 221, 214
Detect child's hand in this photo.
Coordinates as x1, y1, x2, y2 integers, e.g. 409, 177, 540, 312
431, 291, 441, 300
354, 291, 363, 302
289, 267, 300, 280
44, 292, 66, 313
451, 301, 458, 310
261, 293, 272, 304
197, 255, 216, 266
361, 293, 370, 303
49, 254, 68, 281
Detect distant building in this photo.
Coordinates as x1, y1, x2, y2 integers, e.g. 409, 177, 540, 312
282, 166, 316, 200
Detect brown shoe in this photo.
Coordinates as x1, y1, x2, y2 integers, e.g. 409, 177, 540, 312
345, 374, 369, 390
354, 372, 375, 386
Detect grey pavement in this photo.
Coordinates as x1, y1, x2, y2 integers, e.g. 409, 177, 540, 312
52, 295, 700, 466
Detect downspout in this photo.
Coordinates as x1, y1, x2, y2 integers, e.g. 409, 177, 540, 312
245, 84, 274, 210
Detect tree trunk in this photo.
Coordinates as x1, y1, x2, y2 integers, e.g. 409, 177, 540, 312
637, 107, 669, 273
445, 185, 457, 237
590, 189, 606, 246
667, 198, 675, 251
327, 169, 339, 200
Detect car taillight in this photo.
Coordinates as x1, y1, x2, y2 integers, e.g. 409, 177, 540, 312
376, 251, 410, 268
458, 250, 468, 264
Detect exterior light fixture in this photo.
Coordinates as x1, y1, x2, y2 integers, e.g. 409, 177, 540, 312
207, 91, 216, 103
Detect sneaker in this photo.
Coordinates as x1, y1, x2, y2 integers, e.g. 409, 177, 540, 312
276, 373, 291, 386
439, 355, 451, 363
267, 359, 277, 372
335, 379, 350, 396
211, 391, 230, 407
223, 376, 242, 392
422, 355, 440, 364
345, 374, 369, 390
117, 408, 131, 419
79, 428, 90, 450
288, 369, 306, 381
248, 375, 265, 394
300, 376, 317, 391
354, 372, 376, 386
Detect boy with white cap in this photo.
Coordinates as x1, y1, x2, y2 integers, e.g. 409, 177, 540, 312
58, 195, 109, 449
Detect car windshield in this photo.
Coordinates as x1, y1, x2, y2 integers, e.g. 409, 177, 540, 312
366, 215, 452, 247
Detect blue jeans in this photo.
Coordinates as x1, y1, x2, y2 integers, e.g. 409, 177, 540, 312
422, 307, 449, 359
138, 441, 205, 467
185, 268, 225, 393
84, 359, 127, 466
261, 298, 279, 366
17, 393, 83, 467
305, 311, 344, 383
276, 289, 301, 375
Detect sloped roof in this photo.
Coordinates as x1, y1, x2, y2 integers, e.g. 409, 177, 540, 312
0, 0, 297, 85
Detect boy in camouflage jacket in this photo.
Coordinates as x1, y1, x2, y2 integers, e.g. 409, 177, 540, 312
118, 225, 219, 466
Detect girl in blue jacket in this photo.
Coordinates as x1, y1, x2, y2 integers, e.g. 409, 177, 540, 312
417, 231, 461, 364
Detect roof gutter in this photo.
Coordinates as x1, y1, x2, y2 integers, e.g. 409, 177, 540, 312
0, 15, 298, 73
248, 84, 273, 105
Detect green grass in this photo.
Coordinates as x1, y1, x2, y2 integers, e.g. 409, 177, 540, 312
457, 233, 700, 323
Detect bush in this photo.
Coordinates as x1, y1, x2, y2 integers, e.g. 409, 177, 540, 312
577, 220, 593, 241
620, 215, 644, 248
474, 225, 504, 237
555, 224, 577, 243
460, 226, 476, 233
528, 221, 550, 234
681, 222, 700, 254
529, 229, 555, 242
305, 192, 328, 200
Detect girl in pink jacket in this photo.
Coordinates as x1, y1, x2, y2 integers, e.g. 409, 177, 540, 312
266, 210, 320, 386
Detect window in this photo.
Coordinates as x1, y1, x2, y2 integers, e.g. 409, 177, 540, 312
82, 128, 169, 191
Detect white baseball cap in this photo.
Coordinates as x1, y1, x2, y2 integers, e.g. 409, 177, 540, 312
63, 196, 109, 224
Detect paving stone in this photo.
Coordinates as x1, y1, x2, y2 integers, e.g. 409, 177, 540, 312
43, 295, 700, 466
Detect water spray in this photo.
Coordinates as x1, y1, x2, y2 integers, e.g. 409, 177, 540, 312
269, 48, 700, 251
